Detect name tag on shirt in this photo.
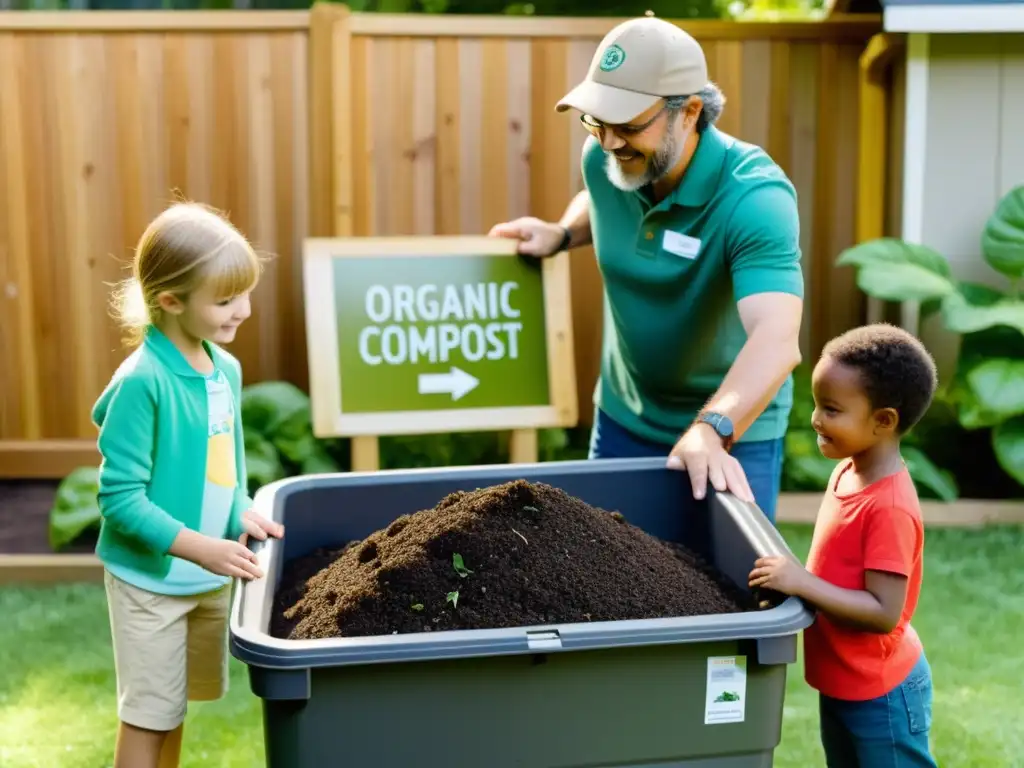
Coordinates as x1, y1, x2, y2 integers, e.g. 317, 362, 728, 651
662, 230, 702, 260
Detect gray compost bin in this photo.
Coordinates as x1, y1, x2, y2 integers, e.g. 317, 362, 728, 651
230, 456, 814, 768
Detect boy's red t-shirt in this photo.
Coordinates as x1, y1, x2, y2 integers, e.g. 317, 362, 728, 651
803, 460, 925, 701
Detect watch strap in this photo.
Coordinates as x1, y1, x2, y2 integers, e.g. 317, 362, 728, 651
552, 226, 572, 256
697, 411, 735, 451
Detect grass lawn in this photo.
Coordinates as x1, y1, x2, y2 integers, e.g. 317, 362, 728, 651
1, 523, 1022, 767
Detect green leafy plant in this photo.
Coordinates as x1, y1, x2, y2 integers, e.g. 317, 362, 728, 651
48, 467, 101, 551
834, 184, 1024, 490
240, 381, 343, 492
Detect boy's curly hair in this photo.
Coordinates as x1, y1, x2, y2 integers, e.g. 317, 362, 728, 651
821, 323, 938, 434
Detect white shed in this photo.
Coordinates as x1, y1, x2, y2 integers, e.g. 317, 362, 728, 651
830, 0, 1024, 373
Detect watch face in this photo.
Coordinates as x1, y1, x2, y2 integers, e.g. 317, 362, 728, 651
704, 412, 733, 437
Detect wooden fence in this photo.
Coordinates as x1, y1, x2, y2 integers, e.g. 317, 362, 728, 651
0, 8, 883, 474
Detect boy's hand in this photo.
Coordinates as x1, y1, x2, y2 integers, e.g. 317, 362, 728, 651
748, 555, 809, 597
239, 509, 285, 548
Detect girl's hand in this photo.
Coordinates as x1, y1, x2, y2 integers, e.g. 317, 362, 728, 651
239, 509, 285, 547
171, 528, 264, 580
748, 555, 809, 597
200, 537, 265, 580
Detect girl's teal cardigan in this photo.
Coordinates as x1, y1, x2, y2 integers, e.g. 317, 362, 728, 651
92, 325, 253, 579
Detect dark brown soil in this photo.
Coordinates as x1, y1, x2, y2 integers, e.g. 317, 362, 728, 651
271, 480, 755, 640
0, 481, 97, 555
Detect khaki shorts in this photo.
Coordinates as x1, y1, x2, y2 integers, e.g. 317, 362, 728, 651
104, 570, 231, 732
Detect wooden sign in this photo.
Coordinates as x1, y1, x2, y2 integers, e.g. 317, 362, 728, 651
303, 236, 578, 468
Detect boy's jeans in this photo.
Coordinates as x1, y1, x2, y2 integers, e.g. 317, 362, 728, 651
819, 651, 938, 768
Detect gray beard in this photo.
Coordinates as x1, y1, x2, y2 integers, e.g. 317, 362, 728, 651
603, 130, 684, 192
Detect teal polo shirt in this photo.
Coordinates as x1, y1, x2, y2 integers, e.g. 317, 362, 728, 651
582, 125, 804, 446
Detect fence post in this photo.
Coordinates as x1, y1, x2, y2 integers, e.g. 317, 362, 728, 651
857, 33, 903, 326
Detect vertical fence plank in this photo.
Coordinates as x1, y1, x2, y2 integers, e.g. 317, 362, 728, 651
458, 39, 483, 236
435, 38, 460, 236
56, 35, 98, 435
740, 40, 771, 150
825, 45, 865, 345
412, 40, 437, 236
529, 38, 568, 225
308, 3, 335, 239
712, 41, 743, 138
368, 37, 401, 235
0, 33, 41, 439
480, 39, 508, 234
32, 36, 68, 439
812, 42, 839, 359
788, 42, 819, 360
351, 35, 372, 238
505, 39, 531, 223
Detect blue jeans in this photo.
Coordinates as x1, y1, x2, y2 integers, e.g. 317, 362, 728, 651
587, 407, 784, 524
819, 652, 938, 768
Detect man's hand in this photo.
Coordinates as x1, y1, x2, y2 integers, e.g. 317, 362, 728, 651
667, 423, 754, 502
748, 555, 809, 597
488, 217, 566, 258
238, 509, 285, 548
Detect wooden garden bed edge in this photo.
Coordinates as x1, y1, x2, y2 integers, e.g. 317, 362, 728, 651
2, 495, 1021, 585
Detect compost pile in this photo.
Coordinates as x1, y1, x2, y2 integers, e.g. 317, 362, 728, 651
271, 480, 754, 640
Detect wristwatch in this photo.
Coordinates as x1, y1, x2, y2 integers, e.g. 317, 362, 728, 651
696, 411, 735, 452
550, 226, 572, 256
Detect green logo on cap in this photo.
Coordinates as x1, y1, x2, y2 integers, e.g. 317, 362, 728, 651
599, 44, 626, 72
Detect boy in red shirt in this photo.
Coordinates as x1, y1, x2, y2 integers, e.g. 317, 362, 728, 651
748, 323, 938, 767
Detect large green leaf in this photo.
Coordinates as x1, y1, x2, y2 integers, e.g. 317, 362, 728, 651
982, 185, 1024, 280
964, 357, 1024, 421
941, 291, 1024, 335
241, 381, 310, 437
901, 445, 959, 502
782, 430, 838, 491
241, 381, 317, 465
787, 363, 816, 430
836, 238, 957, 302
992, 415, 1024, 486
951, 384, 1005, 430
244, 432, 286, 495
48, 466, 101, 551
300, 442, 343, 476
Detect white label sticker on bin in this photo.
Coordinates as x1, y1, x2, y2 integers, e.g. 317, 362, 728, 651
704, 656, 747, 725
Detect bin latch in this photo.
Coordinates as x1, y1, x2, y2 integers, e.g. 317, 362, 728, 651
526, 629, 562, 651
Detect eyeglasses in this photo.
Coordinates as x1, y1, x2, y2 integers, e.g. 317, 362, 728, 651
579, 103, 669, 139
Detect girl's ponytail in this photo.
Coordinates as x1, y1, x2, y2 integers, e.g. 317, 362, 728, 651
110, 274, 151, 349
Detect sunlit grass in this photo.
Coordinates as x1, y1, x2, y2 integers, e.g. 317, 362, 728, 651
0, 523, 1020, 767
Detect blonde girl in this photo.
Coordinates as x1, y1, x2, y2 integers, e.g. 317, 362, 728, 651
93, 202, 284, 768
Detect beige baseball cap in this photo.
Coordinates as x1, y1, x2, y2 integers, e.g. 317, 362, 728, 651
556, 17, 708, 125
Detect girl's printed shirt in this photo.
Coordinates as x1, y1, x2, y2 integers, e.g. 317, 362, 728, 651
105, 369, 237, 595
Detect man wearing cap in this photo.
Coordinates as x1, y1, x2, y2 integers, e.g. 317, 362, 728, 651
488, 17, 803, 524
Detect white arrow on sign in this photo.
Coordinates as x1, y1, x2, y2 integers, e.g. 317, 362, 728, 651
417, 366, 480, 401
